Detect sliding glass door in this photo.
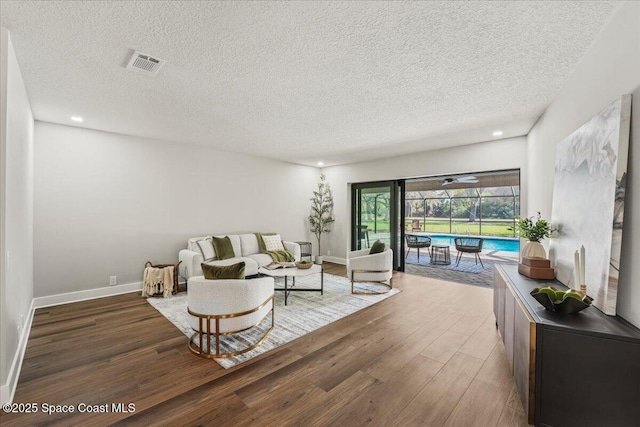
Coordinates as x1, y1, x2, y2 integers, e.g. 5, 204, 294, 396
351, 181, 404, 271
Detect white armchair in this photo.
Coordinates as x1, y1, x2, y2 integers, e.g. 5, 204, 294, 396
187, 276, 275, 358
346, 248, 393, 294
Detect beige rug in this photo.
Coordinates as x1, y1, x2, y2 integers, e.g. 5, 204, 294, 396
147, 273, 399, 368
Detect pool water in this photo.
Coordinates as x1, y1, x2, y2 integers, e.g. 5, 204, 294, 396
429, 234, 520, 253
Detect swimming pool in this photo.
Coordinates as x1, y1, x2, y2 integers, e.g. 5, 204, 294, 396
428, 234, 520, 253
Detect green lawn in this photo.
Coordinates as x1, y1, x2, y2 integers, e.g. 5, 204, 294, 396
361, 218, 516, 237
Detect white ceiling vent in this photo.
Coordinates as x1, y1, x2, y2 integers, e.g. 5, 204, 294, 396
126, 51, 166, 76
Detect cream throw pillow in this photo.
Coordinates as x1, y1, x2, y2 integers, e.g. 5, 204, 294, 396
263, 234, 285, 252
196, 237, 216, 261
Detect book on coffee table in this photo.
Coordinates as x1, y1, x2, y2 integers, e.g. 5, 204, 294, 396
264, 261, 296, 270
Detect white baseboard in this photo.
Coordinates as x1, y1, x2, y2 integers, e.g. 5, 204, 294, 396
34, 281, 142, 309
1, 298, 35, 405
323, 256, 346, 265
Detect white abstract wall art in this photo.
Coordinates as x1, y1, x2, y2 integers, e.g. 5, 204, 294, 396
549, 95, 631, 315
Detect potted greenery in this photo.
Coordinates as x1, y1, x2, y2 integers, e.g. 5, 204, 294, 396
513, 212, 552, 259
309, 174, 335, 264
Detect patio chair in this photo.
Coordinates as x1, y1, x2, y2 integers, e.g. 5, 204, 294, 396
411, 219, 421, 232
406, 234, 431, 261
454, 237, 484, 268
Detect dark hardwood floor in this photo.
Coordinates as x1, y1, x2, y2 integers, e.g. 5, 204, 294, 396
0, 263, 527, 426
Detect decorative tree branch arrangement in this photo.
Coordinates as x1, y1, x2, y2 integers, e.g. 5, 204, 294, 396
309, 174, 335, 259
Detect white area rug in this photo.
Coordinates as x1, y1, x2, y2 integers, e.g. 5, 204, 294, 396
147, 273, 399, 368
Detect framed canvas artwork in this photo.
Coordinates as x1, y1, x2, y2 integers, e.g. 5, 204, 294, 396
549, 95, 631, 315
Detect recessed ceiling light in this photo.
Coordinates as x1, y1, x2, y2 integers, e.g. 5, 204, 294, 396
71, 116, 83, 123
493, 130, 503, 137
317, 161, 324, 167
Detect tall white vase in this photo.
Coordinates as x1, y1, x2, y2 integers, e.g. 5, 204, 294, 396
522, 241, 546, 259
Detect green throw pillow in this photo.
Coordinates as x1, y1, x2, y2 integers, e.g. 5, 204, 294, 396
212, 236, 235, 260
201, 262, 246, 280
369, 240, 386, 254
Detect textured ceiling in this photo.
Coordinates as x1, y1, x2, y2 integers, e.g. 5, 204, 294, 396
1, 1, 621, 166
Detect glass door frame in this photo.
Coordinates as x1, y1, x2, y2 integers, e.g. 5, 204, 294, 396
351, 180, 405, 271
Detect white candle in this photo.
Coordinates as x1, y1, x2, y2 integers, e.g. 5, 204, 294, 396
580, 245, 586, 286
574, 251, 581, 289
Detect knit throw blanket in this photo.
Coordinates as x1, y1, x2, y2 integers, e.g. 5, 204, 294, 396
255, 233, 295, 262
142, 266, 174, 298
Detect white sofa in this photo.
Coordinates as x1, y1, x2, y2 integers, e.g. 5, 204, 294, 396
179, 234, 301, 280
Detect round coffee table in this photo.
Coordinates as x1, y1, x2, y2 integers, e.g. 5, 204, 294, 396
430, 245, 451, 265
258, 264, 323, 305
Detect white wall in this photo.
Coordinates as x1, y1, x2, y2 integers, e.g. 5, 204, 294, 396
0, 27, 35, 402
34, 122, 319, 297
527, 1, 640, 326
322, 136, 528, 260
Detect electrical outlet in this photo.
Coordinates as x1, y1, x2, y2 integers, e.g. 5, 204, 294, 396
327, 250, 331, 256
110, 276, 117, 286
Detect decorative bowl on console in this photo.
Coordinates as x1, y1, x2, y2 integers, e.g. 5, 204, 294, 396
530, 286, 592, 314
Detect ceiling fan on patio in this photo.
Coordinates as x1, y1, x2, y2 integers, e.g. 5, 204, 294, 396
442, 175, 479, 185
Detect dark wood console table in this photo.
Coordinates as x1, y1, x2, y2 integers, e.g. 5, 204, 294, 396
494, 264, 640, 427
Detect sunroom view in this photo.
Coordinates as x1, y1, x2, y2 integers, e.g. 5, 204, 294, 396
352, 170, 519, 287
